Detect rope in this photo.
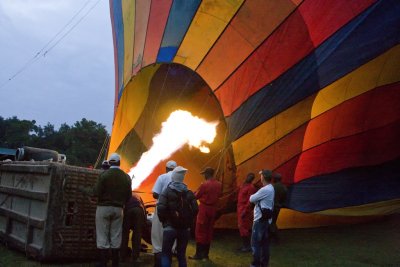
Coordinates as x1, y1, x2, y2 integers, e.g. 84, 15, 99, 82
43, 0, 102, 56
0, 0, 101, 89
93, 134, 109, 169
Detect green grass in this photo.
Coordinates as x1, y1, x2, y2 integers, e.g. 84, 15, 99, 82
1, 215, 399, 267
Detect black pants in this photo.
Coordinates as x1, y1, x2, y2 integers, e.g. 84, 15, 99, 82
121, 206, 145, 260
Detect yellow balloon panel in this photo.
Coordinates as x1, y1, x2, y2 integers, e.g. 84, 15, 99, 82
196, 0, 300, 89
314, 199, 400, 216
311, 45, 400, 117
174, 0, 244, 69
232, 96, 315, 165
122, 0, 135, 87
132, 0, 151, 75
232, 46, 400, 166
213, 208, 383, 229
109, 65, 160, 153
277, 209, 382, 229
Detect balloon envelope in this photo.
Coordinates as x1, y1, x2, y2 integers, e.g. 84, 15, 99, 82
108, 0, 400, 228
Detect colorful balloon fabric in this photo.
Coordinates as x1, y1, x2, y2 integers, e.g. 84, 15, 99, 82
108, 0, 400, 228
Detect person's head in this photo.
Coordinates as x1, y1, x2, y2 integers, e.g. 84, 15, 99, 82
171, 166, 188, 183
273, 172, 282, 183
200, 167, 215, 180
245, 172, 255, 184
101, 160, 110, 170
108, 153, 120, 167
259, 169, 272, 185
166, 160, 177, 172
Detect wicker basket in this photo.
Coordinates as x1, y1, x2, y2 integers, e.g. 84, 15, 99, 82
0, 161, 101, 261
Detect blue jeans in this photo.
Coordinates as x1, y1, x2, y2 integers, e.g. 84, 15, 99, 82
251, 219, 270, 267
161, 226, 190, 267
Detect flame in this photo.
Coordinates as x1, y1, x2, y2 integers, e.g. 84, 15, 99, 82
129, 110, 218, 189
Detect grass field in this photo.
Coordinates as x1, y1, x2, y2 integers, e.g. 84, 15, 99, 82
1, 214, 399, 267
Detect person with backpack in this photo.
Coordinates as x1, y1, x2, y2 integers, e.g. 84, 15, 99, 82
249, 169, 275, 267
157, 166, 199, 267
152, 160, 177, 266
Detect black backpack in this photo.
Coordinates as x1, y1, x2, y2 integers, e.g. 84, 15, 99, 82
258, 202, 273, 222
169, 189, 194, 229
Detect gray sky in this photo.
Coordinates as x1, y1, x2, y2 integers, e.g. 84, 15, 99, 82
0, 0, 115, 132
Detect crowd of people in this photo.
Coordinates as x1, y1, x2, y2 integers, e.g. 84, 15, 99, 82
79, 152, 287, 267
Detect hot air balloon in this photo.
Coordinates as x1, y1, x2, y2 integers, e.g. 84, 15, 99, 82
107, 0, 400, 229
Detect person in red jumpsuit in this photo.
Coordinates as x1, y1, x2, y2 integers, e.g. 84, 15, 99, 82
237, 173, 257, 252
189, 167, 222, 261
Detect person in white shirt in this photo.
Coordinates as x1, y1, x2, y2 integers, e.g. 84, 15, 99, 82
151, 160, 177, 267
249, 169, 275, 267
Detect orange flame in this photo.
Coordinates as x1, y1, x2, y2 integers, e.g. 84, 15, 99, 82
129, 110, 218, 189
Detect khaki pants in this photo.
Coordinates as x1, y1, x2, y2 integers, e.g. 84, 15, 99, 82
151, 207, 163, 253
96, 206, 123, 249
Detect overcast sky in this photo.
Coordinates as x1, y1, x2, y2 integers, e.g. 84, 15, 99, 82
0, 0, 115, 132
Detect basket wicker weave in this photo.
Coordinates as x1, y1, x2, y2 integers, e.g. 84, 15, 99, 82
0, 161, 101, 261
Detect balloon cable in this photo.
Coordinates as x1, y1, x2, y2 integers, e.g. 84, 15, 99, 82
93, 134, 110, 169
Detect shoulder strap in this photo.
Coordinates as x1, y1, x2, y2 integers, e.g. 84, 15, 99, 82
171, 187, 188, 195
257, 201, 262, 211
257, 198, 267, 212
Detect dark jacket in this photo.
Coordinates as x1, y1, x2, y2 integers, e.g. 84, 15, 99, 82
125, 192, 145, 211
94, 167, 132, 207
157, 183, 198, 228
273, 182, 288, 209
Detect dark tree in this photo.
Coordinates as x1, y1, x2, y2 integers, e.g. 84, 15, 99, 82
0, 116, 38, 148
0, 116, 109, 167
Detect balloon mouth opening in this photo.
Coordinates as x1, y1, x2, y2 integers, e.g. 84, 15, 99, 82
129, 109, 219, 189
111, 63, 236, 199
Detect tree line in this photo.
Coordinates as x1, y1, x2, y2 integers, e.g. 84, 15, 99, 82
0, 116, 109, 167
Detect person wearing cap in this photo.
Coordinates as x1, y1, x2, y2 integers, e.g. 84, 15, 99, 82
270, 172, 287, 244
101, 160, 110, 170
157, 166, 198, 267
249, 169, 275, 267
237, 173, 257, 252
151, 160, 177, 266
79, 153, 132, 267
189, 167, 222, 261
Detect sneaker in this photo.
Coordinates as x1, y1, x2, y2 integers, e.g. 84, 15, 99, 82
240, 246, 252, 252
188, 254, 203, 260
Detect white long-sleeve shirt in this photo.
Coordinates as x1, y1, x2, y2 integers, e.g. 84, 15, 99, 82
152, 171, 172, 203
249, 184, 275, 223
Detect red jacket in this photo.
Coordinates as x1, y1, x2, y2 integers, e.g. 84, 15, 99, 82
237, 183, 257, 213
195, 178, 222, 206
194, 178, 222, 244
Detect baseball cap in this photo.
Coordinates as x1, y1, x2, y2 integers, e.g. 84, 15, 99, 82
108, 153, 120, 162
200, 167, 215, 176
166, 160, 177, 169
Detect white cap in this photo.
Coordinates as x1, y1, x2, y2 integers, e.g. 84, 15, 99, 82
108, 153, 120, 162
171, 166, 187, 182
166, 160, 177, 169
